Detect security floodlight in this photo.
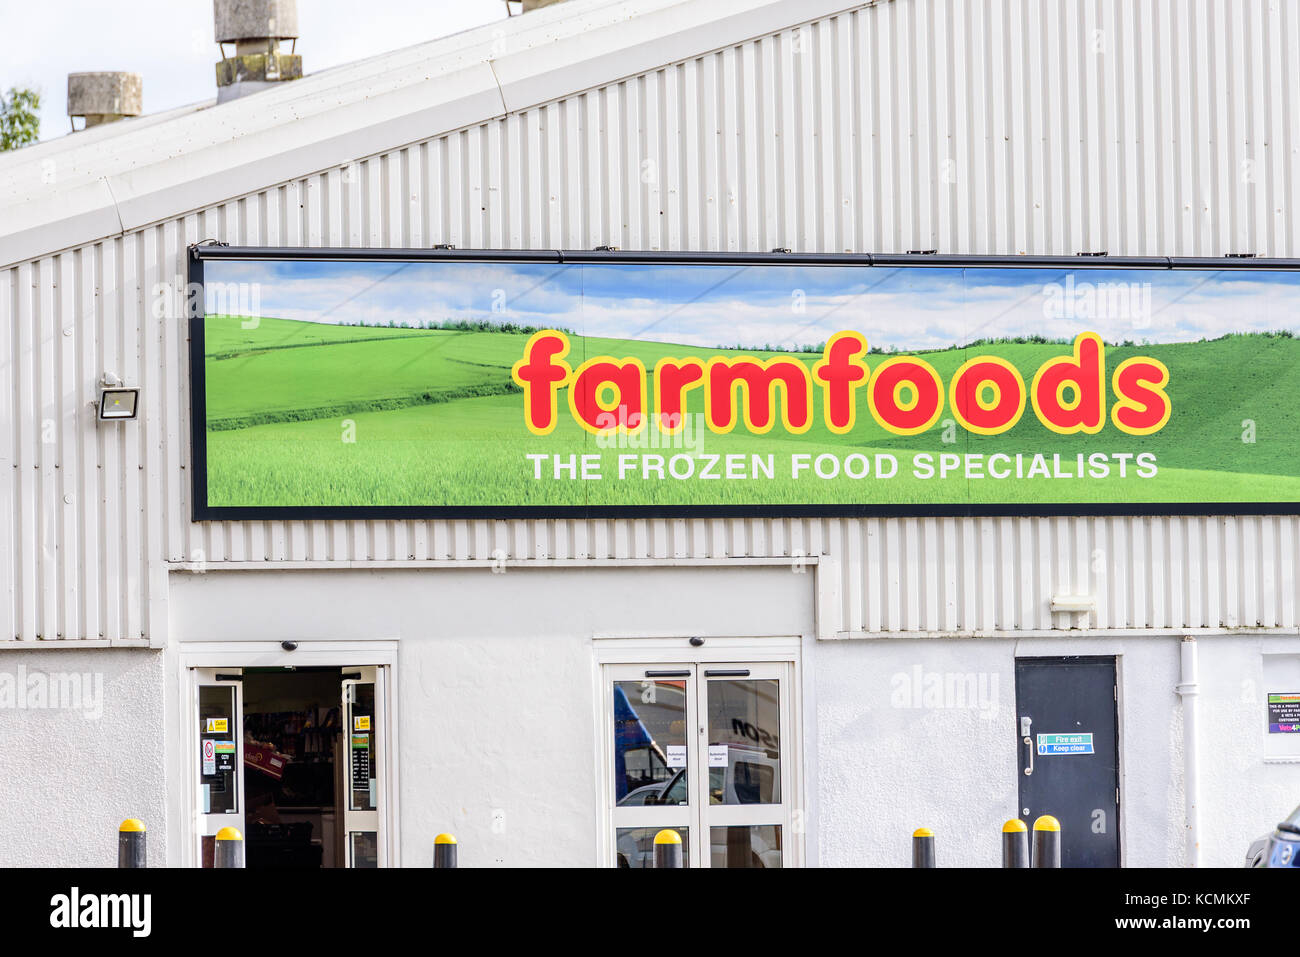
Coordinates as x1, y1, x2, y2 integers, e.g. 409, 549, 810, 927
97, 373, 139, 421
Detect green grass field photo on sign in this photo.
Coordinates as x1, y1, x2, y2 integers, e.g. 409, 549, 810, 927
196, 259, 1300, 513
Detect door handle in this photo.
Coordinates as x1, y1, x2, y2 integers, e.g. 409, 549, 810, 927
1020, 715, 1033, 776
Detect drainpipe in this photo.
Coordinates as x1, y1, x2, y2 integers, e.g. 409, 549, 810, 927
1175, 636, 1201, 867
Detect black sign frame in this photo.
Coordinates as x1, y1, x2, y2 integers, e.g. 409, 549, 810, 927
188, 246, 1300, 521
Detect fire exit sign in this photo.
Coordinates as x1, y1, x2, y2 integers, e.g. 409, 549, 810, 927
1037, 732, 1095, 755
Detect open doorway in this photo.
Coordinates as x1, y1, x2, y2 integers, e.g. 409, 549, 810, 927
242, 667, 345, 868
189, 651, 394, 868
192, 662, 389, 868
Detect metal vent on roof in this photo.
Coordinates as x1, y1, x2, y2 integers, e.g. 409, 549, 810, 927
67, 72, 142, 130
214, 0, 303, 103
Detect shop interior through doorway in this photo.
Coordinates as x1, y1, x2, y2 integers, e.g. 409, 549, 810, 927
241, 666, 347, 868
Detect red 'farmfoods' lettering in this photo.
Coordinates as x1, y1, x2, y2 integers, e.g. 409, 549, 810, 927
512, 330, 1172, 439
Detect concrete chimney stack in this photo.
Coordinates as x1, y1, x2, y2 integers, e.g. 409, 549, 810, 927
67, 72, 142, 129
214, 0, 303, 103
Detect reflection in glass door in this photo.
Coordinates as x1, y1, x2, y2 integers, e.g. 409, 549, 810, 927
701, 666, 787, 868
609, 667, 696, 867
606, 661, 794, 867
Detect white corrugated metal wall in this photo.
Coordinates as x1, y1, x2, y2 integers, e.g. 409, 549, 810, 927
3, 0, 1299, 643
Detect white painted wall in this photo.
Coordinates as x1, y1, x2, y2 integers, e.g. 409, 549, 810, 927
0, 649, 167, 866
1196, 636, 1300, 866
164, 567, 1300, 867
816, 634, 1300, 867
167, 564, 814, 866
815, 635, 1184, 866
8, 572, 1300, 867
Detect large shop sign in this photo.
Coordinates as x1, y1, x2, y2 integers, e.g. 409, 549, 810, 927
189, 248, 1300, 519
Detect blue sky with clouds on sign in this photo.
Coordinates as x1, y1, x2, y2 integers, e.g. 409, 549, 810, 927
204, 259, 1300, 352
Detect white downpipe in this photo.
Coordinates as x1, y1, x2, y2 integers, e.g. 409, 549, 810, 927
1175, 636, 1201, 867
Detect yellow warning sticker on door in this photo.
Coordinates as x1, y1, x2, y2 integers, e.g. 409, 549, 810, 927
354, 715, 370, 731
205, 718, 228, 733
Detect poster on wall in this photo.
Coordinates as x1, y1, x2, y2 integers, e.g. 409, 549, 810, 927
1268, 693, 1300, 733
189, 249, 1300, 518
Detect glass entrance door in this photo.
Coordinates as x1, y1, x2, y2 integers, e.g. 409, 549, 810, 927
341, 666, 385, 867
609, 666, 697, 866
194, 668, 244, 867
700, 664, 788, 868
606, 661, 794, 867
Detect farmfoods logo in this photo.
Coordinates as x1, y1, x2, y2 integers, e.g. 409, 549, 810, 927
512, 330, 1170, 438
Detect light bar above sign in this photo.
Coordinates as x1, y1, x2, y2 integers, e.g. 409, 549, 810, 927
188, 249, 1300, 519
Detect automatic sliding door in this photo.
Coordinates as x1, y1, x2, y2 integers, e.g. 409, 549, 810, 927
699, 665, 790, 868
608, 666, 698, 867
607, 660, 795, 867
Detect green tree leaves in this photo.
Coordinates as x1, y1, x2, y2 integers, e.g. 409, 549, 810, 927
0, 87, 41, 151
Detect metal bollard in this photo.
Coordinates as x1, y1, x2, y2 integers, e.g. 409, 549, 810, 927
1032, 815, 1060, 868
434, 833, 458, 868
653, 828, 683, 868
912, 827, 936, 868
1002, 819, 1028, 868
118, 819, 146, 868
214, 826, 245, 868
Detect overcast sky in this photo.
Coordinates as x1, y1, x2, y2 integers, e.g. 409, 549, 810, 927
4, 1, 508, 142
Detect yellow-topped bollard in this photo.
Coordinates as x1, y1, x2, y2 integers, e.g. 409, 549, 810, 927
912, 827, 936, 868
1002, 819, 1028, 868
653, 828, 683, 868
434, 833, 458, 868
118, 819, 146, 869
214, 826, 244, 869
1032, 815, 1060, 868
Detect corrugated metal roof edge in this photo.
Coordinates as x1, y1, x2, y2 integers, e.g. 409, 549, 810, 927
0, 0, 870, 269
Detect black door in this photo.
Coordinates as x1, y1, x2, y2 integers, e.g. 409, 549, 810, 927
1015, 656, 1120, 867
